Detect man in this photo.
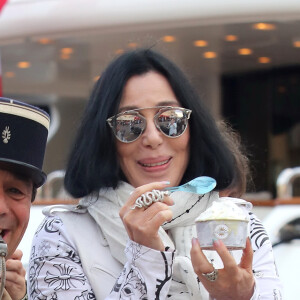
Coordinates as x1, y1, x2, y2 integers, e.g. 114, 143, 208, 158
0, 97, 49, 300
168, 118, 177, 136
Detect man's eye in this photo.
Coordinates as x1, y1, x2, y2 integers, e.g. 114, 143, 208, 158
8, 188, 24, 198
10, 188, 21, 193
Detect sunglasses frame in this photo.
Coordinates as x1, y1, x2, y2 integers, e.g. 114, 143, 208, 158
107, 106, 192, 143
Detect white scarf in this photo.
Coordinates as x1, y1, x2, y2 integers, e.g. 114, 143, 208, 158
81, 182, 219, 299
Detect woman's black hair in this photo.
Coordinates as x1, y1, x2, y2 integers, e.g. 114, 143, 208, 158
64, 48, 235, 198
217, 120, 252, 197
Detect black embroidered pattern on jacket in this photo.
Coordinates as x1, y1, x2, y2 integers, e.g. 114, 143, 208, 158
249, 212, 270, 250
155, 251, 174, 299
28, 216, 96, 300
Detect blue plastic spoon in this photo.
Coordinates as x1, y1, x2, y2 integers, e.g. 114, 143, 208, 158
164, 176, 216, 195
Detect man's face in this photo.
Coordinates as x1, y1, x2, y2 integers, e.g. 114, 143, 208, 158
0, 169, 32, 258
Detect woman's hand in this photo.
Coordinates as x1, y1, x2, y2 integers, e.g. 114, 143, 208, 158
190, 238, 255, 300
5, 249, 27, 300
119, 181, 173, 251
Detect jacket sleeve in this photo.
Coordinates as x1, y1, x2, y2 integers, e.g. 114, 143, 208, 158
27, 216, 96, 299
249, 212, 283, 299
106, 240, 174, 299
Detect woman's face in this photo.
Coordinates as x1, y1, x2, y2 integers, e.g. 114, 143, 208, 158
116, 71, 190, 188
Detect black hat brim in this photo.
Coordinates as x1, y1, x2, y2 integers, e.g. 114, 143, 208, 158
0, 158, 46, 188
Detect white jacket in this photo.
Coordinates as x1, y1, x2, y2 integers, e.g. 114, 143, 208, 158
55, 209, 123, 298
27, 202, 283, 299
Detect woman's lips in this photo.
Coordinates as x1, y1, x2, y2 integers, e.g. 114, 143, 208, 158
138, 158, 172, 170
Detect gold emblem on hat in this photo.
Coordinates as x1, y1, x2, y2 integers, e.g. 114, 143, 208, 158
2, 126, 11, 144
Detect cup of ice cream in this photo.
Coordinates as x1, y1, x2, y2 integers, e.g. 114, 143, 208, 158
195, 199, 249, 250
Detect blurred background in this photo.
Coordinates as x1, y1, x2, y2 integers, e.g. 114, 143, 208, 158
0, 0, 299, 298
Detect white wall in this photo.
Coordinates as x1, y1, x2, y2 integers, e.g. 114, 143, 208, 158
1, 0, 300, 42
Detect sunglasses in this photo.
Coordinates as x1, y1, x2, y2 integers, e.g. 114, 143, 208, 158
107, 106, 192, 143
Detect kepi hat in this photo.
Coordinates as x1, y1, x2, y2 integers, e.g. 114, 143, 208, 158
0, 97, 50, 187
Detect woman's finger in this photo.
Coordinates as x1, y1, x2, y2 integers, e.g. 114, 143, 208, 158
147, 203, 173, 226
143, 201, 172, 218
190, 238, 215, 275
239, 238, 253, 270
213, 239, 253, 273
123, 202, 172, 235
213, 239, 238, 270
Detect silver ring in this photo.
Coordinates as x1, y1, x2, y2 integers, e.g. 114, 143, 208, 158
130, 190, 170, 210
202, 267, 218, 282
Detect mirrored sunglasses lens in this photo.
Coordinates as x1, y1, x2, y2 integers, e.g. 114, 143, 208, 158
114, 114, 144, 142
158, 109, 187, 137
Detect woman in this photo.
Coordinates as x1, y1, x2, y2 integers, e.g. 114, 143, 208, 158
28, 49, 282, 299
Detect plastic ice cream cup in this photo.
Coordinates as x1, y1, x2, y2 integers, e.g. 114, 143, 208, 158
195, 199, 249, 250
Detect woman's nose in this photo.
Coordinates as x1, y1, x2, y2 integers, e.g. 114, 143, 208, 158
141, 119, 163, 148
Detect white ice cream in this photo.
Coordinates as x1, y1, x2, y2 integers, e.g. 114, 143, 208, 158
195, 199, 249, 222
